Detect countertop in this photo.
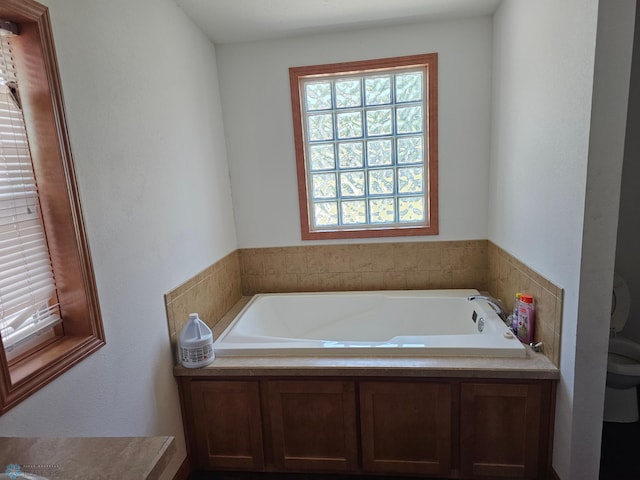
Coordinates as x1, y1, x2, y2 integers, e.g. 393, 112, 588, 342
174, 296, 559, 380
0, 436, 175, 480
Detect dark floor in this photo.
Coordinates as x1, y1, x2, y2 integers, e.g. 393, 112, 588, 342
600, 419, 640, 480
188, 473, 440, 480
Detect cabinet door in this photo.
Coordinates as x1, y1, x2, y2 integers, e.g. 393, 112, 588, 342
190, 380, 264, 470
360, 381, 452, 475
460, 382, 542, 479
267, 380, 358, 472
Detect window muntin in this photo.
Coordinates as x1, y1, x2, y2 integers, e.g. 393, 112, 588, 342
303, 70, 425, 229
290, 54, 438, 240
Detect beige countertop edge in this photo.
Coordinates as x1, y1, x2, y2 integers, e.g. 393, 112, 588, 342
143, 436, 176, 480
174, 296, 559, 381
174, 363, 558, 380
0, 436, 175, 480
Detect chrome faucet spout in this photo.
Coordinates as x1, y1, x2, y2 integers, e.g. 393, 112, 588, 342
467, 295, 509, 325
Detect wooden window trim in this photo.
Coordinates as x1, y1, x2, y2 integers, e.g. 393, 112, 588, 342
0, 0, 105, 414
289, 53, 439, 241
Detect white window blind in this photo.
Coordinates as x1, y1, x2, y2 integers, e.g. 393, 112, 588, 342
0, 33, 61, 352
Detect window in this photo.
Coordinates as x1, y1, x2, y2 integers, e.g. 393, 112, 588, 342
0, 34, 61, 360
0, 0, 104, 415
290, 54, 438, 240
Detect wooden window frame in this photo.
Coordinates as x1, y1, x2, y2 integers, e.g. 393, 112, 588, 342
0, 0, 104, 414
290, 53, 439, 241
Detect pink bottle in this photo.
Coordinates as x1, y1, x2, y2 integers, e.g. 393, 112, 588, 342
516, 294, 535, 344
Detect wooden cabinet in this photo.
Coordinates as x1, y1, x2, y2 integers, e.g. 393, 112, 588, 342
267, 380, 358, 472
460, 382, 550, 479
179, 376, 555, 479
360, 381, 452, 475
188, 380, 264, 470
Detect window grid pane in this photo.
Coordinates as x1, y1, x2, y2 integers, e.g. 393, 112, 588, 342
304, 68, 426, 229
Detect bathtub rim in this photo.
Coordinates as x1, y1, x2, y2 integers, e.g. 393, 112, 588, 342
212, 289, 526, 358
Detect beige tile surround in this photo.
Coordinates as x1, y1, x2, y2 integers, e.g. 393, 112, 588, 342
239, 240, 488, 294
165, 240, 563, 366
487, 242, 563, 366
164, 250, 242, 362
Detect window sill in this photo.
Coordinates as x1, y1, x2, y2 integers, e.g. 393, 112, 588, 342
1, 335, 105, 414
302, 224, 439, 240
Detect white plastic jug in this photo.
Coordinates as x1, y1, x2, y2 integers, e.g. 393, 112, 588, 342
179, 313, 215, 368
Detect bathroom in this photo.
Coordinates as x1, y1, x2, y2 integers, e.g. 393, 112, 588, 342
600, 2, 640, 478
0, 1, 635, 480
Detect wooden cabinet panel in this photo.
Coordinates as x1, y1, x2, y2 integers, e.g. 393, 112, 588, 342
267, 380, 358, 472
460, 382, 542, 479
190, 380, 264, 470
360, 381, 452, 475
179, 376, 555, 479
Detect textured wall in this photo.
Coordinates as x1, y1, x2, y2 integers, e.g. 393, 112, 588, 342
216, 16, 493, 247
0, 1, 239, 478
489, 1, 635, 478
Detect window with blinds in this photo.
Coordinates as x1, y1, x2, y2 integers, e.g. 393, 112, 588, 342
0, 33, 61, 355
0, 0, 104, 414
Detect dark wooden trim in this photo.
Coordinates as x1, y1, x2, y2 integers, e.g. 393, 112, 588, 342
300, 224, 439, 241
0, 0, 47, 22
289, 67, 311, 240
177, 378, 198, 473
548, 465, 562, 480
0, 0, 105, 415
178, 376, 556, 479
289, 53, 439, 241
537, 380, 555, 477
172, 455, 191, 480
268, 379, 358, 472
450, 379, 461, 476
460, 380, 543, 479
259, 378, 275, 468
360, 380, 452, 475
546, 381, 558, 479
0, 336, 104, 414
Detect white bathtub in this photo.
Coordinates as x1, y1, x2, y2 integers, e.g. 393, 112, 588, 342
213, 289, 526, 357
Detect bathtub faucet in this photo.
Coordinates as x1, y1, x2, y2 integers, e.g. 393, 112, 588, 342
467, 295, 509, 326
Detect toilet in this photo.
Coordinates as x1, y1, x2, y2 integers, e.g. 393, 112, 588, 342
604, 273, 640, 423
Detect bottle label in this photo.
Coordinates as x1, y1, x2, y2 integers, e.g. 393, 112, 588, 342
181, 343, 214, 364
517, 305, 534, 343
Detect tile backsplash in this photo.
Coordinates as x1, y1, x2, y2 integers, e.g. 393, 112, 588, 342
487, 242, 563, 366
164, 250, 242, 362
239, 240, 488, 294
165, 240, 562, 366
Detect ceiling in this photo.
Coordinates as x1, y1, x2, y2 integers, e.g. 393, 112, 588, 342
175, 0, 502, 45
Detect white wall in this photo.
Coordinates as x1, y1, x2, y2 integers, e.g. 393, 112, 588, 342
616, 7, 640, 343
572, 2, 635, 478
216, 17, 493, 248
490, 1, 635, 479
0, 0, 237, 477
489, 3, 597, 471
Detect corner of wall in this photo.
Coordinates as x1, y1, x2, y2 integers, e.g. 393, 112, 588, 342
164, 251, 242, 363
487, 241, 563, 366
